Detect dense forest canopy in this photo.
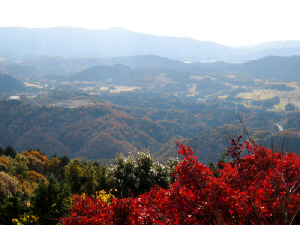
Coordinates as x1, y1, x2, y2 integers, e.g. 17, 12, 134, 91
0, 93, 298, 165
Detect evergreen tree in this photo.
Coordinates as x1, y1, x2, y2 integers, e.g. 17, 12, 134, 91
4, 146, 16, 159
285, 103, 296, 111
59, 155, 70, 167
209, 153, 226, 177
0, 193, 28, 225
65, 159, 112, 195
111, 151, 178, 197
30, 174, 70, 225
65, 159, 82, 194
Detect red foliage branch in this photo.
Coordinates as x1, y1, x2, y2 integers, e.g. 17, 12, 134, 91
62, 139, 300, 224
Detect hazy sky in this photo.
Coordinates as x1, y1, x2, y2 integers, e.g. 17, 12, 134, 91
1, 0, 300, 47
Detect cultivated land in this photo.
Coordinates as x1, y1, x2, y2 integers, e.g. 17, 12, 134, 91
21, 77, 300, 111
236, 81, 300, 111
49, 99, 95, 108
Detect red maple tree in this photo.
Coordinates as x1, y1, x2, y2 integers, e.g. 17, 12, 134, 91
62, 137, 300, 224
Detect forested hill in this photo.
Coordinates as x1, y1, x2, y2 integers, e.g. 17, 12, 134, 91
1, 98, 230, 162
0, 100, 170, 160
1, 96, 298, 164
240, 55, 300, 80
67, 55, 300, 83
3, 54, 300, 82
69, 64, 133, 82
0, 73, 27, 93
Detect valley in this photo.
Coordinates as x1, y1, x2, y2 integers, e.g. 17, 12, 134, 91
1, 53, 300, 166
1, 25, 300, 224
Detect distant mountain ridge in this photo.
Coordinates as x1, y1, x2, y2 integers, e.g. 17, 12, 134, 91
1, 27, 300, 62
70, 55, 300, 82
2, 53, 300, 82
2, 54, 300, 82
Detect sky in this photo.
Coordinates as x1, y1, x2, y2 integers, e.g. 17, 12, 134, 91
1, 0, 300, 47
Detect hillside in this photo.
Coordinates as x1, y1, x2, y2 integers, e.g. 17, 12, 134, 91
0, 73, 27, 93
0, 100, 173, 160
21, 56, 105, 76
240, 55, 300, 80
64, 55, 300, 97
69, 64, 193, 93
2, 89, 299, 164
69, 64, 133, 82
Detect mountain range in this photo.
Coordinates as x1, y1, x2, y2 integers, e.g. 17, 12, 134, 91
2, 54, 300, 83
1, 27, 300, 62
68, 55, 300, 82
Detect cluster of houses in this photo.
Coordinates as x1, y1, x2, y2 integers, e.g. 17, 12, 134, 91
10, 92, 37, 100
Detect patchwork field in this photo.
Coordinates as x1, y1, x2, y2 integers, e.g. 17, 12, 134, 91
236, 82, 300, 111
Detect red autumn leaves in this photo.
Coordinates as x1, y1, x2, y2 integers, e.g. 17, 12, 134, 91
62, 138, 300, 224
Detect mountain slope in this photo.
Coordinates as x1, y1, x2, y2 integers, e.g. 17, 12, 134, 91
0, 73, 27, 93
240, 55, 300, 80
0, 100, 171, 159
70, 55, 300, 82
69, 64, 133, 82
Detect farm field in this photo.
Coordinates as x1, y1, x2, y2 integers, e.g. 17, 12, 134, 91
236, 82, 300, 111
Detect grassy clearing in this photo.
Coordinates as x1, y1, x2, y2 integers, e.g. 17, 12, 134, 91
235, 82, 300, 112
276, 103, 286, 110
218, 95, 228, 99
